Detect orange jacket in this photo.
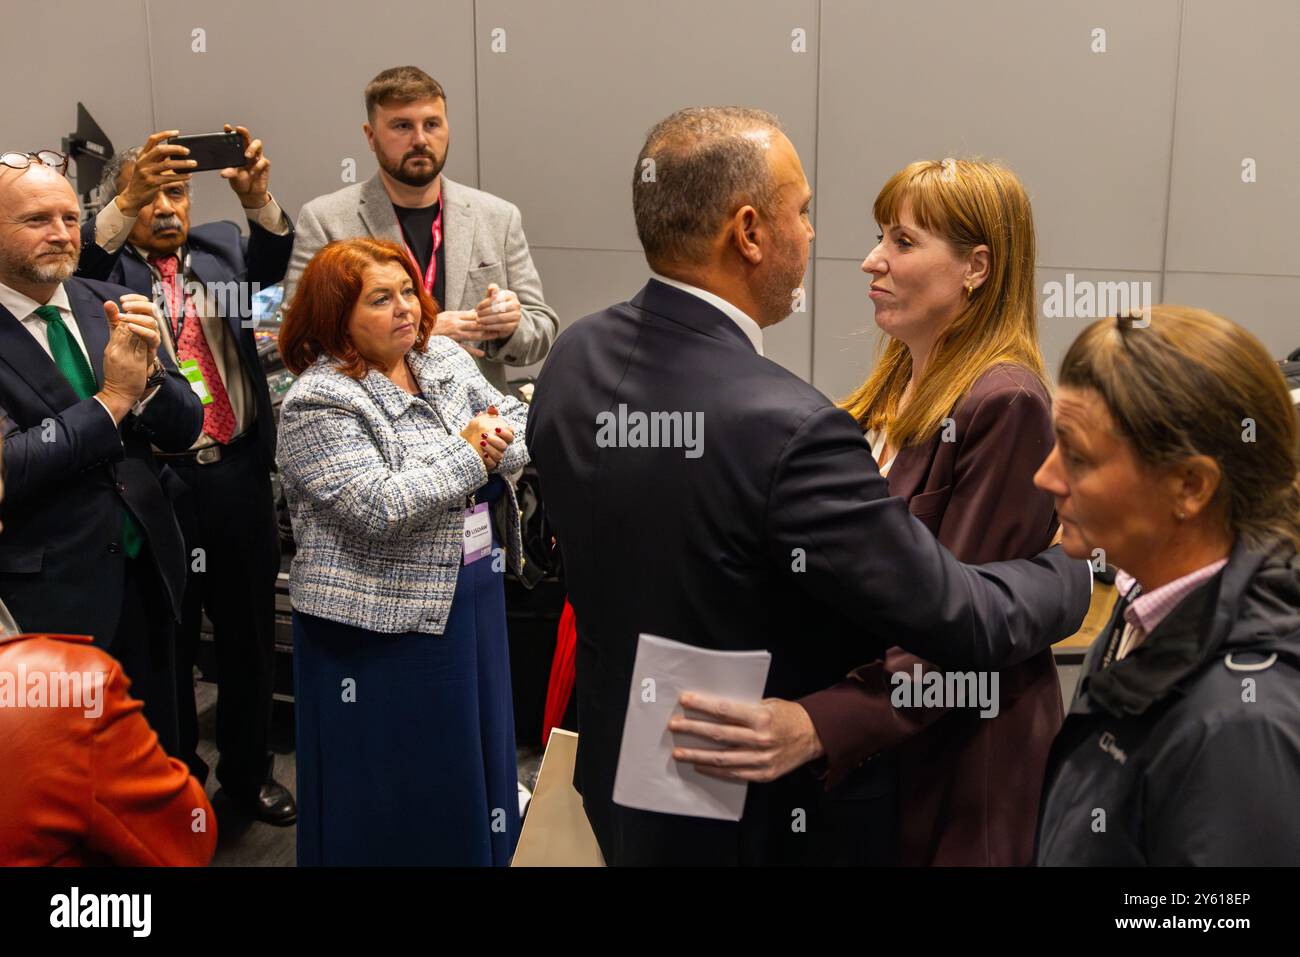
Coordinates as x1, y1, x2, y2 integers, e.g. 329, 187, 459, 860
0, 633, 217, 866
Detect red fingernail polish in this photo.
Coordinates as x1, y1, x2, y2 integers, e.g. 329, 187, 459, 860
495, 428, 501, 434
480, 441, 487, 447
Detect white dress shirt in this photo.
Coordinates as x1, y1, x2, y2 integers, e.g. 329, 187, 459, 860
649, 272, 765, 357
0, 281, 93, 362
94, 194, 290, 253
0, 279, 158, 421
864, 428, 897, 477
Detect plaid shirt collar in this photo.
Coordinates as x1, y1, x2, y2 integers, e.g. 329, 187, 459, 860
1115, 558, 1230, 636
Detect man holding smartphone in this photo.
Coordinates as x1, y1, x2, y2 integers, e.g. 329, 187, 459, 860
76, 125, 297, 827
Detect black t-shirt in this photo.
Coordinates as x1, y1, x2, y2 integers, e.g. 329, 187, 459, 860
393, 200, 446, 311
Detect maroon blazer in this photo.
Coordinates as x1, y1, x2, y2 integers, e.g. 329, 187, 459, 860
800, 363, 1062, 866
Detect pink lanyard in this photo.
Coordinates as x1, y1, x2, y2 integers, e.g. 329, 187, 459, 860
404, 204, 444, 294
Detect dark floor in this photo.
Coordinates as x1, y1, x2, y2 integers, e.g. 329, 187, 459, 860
194, 681, 545, 866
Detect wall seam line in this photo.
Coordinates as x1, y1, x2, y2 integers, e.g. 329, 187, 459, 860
473, 0, 482, 190
1158, 0, 1188, 302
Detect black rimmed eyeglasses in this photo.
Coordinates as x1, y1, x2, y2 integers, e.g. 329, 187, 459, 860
0, 149, 70, 174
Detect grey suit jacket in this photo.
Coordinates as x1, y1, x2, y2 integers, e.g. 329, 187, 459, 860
285, 174, 559, 392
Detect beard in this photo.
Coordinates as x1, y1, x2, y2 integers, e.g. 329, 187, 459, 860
757, 232, 808, 327
0, 244, 77, 286
378, 145, 446, 188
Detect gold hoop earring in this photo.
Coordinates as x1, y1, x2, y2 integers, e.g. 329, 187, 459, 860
964, 282, 974, 300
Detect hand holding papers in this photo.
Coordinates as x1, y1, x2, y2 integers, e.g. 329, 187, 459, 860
612, 634, 771, 821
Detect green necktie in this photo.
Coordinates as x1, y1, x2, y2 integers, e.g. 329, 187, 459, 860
35, 305, 143, 559
35, 305, 96, 398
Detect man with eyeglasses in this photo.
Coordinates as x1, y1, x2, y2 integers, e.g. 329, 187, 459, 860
75, 127, 297, 826
0, 150, 203, 753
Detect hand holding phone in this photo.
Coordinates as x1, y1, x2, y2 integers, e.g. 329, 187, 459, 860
165, 131, 248, 172
218, 124, 272, 210
114, 130, 197, 217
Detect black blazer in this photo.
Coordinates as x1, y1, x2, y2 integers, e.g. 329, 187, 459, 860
77, 216, 294, 469
526, 279, 1091, 865
0, 276, 204, 641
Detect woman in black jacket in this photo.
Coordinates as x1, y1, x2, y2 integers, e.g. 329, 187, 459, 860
1033, 305, 1300, 865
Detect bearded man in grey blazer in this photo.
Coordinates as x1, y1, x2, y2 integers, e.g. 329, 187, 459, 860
285, 66, 558, 392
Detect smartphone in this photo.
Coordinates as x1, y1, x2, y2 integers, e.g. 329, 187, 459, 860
166, 132, 248, 172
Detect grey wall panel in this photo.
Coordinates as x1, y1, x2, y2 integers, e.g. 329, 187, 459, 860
145, 0, 478, 231
5, 0, 1295, 396
813, 259, 1160, 400
1163, 272, 1300, 360
513, 246, 650, 382
1, 0, 155, 204
475, 0, 820, 251
816, 0, 1180, 272
811, 257, 881, 401
528, 246, 650, 329
1034, 266, 1161, 383
1164, 0, 1300, 276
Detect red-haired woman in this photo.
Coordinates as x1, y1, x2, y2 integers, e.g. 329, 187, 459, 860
276, 238, 529, 865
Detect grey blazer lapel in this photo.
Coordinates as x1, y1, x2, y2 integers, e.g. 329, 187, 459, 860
358, 174, 404, 246
440, 177, 475, 311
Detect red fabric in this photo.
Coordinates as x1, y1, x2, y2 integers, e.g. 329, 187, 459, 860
151, 254, 237, 443
0, 633, 217, 866
542, 599, 577, 748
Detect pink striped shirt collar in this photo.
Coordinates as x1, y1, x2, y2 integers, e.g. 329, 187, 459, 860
1114, 559, 1229, 636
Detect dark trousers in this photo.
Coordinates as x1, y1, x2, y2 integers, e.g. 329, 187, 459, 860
170, 435, 280, 794
104, 547, 180, 756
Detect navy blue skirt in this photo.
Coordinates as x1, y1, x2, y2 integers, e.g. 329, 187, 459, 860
293, 488, 519, 866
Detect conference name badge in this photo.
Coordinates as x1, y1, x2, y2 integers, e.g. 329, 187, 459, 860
179, 359, 213, 406
463, 503, 492, 564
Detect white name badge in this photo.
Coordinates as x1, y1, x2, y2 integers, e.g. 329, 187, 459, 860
463, 503, 492, 564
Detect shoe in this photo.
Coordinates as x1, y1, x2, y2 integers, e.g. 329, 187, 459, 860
223, 779, 298, 827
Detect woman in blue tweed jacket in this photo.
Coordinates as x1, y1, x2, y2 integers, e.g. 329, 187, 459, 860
276, 238, 529, 866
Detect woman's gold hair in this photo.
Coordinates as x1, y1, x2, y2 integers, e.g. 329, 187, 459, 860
840, 159, 1045, 447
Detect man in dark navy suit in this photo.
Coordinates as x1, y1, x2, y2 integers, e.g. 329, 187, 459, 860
527, 108, 1092, 866
77, 126, 296, 825
0, 153, 203, 753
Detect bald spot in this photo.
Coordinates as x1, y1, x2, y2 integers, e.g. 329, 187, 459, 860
0, 162, 78, 215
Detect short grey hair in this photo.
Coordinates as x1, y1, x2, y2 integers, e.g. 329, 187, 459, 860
97, 145, 191, 204
632, 107, 783, 271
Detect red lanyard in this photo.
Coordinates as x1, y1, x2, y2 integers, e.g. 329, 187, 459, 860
403, 204, 443, 294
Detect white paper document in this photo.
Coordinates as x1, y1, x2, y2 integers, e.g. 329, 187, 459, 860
612, 633, 772, 822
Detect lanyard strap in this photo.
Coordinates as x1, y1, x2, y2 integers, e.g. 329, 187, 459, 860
403, 204, 444, 294
1100, 583, 1143, 670
151, 250, 191, 344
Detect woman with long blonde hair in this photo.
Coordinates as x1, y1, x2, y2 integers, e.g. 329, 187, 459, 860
796, 159, 1062, 865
